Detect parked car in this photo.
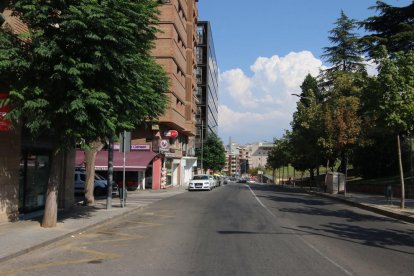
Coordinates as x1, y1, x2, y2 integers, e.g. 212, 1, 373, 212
247, 179, 256, 184
188, 174, 215, 191
213, 175, 221, 187
74, 169, 117, 196
237, 178, 247, 183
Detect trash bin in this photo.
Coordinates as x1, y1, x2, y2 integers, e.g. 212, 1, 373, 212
326, 172, 345, 194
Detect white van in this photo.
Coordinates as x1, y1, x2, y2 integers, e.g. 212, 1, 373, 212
74, 169, 116, 196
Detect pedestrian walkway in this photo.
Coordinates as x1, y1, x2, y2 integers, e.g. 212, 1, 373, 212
0, 186, 187, 263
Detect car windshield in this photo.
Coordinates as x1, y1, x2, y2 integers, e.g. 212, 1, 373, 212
193, 175, 209, 180
95, 173, 106, 180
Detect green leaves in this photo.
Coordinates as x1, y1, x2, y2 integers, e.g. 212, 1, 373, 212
1, 0, 168, 149
197, 133, 226, 172
376, 51, 414, 134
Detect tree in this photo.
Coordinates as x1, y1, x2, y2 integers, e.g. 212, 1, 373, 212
290, 75, 324, 183
374, 50, 414, 208
0, 0, 169, 227
321, 11, 365, 80
197, 133, 226, 172
266, 142, 279, 184
361, 1, 414, 58
267, 134, 290, 184
323, 73, 362, 172
83, 139, 104, 205
320, 11, 366, 185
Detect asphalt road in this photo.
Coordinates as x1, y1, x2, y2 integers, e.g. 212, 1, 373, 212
1, 183, 414, 276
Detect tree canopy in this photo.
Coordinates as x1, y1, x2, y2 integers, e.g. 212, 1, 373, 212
0, 0, 169, 227
197, 132, 226, 172
361, 1, 414, 58
322, 11, 365, 76
0, 0, 169, 148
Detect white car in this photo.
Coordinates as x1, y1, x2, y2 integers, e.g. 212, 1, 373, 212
188, 174, 215, 191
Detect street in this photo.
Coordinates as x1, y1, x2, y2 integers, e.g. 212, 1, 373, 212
1, 183, 414, 276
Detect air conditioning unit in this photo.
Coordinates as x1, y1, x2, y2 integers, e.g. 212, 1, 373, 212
160, 0, 171, 3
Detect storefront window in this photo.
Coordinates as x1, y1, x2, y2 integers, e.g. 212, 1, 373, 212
165, 158, 172, 186
19, 153, 50, 212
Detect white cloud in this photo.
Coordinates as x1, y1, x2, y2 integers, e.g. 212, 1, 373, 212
218, 51, 323, 144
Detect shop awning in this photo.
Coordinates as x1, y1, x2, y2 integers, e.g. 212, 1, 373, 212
76, 150, 157, 171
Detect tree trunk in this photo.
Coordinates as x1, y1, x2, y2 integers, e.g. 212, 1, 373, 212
397, 134, 405, 209
324, 159, 330, 192
41, 147, 63, 228
310, 169, 314, 190
272, 168, 276, 184
316, 166, 320, 190
84, 140, 105, 205
344, 157, 348, 197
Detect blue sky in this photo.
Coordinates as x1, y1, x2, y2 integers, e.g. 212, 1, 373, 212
197, 0, 412, 145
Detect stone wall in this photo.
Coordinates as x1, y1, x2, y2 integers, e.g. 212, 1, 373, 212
0, 126, 21, 223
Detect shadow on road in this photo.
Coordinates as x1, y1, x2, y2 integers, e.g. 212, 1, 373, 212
285, 224, 414, 256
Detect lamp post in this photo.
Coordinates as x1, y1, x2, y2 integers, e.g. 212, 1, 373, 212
200, 119, 203, 173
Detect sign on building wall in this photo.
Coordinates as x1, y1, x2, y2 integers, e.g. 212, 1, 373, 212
0, 93, 11, 132
114, 144, 151, 151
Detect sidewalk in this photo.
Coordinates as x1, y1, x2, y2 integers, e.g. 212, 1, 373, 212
0, 186, 187, 263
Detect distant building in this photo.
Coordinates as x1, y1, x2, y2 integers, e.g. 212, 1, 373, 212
246, 142, 274, 169
238, 147, 249, 175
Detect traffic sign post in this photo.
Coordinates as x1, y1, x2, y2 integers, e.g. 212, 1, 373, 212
120, 131, 131, 208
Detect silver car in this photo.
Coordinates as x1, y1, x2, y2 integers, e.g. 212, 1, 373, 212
188, 174, 214, 191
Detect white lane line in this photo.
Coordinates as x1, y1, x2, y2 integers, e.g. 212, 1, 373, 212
246, 184, 354, 276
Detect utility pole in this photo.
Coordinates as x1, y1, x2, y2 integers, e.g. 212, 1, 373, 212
200, 119, 203, 173
106, 135, 114, 209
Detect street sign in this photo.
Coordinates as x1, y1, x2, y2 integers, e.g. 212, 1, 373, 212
160, 139, 169, 149
258, 170, 263, 175
0, 93, 11, 132
119, 131, 131, 153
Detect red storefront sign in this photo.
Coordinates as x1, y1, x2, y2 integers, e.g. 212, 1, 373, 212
0, 93, 11, 131
164, 130, 178, 138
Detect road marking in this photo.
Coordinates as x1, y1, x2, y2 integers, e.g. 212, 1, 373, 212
246, 184, 354, 276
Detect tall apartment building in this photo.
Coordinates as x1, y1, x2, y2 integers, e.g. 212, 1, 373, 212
223, 142, 240, 176
195, 21, 218, 171
132, 0, 199, 188
239, 147, 249, 175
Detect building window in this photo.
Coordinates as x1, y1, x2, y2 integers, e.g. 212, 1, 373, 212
196, 67, 202, 84
197, 26, 204, 44
196, 47, 203, 64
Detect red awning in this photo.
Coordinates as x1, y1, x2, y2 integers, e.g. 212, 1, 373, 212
76, 150, 157, 171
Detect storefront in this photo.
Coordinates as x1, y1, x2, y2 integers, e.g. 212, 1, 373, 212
75, 149, 159, 190
181, 157, 197, 187
19, 150, 50, 213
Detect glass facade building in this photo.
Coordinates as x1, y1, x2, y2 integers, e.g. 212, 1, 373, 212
196, 21, 219, 162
